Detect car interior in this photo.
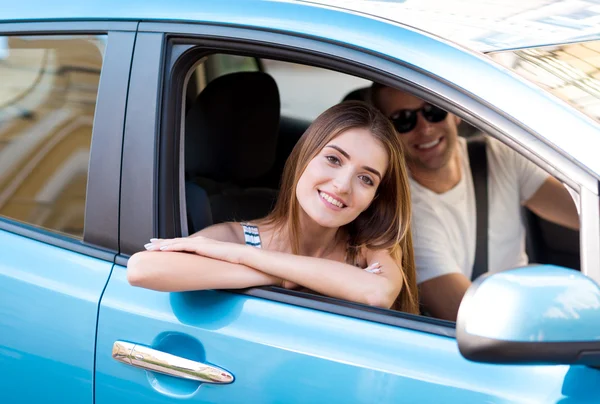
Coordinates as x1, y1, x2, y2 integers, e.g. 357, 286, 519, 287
182, 52, 581, 315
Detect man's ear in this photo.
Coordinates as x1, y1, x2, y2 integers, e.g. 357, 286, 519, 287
453, 114, 461, 126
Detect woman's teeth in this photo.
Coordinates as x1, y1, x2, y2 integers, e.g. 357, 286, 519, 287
416, 138, 441, 150
319, 191, 344, 208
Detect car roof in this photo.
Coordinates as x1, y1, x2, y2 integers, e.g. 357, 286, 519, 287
4, 0, 600, 52
299, 0, 600, 52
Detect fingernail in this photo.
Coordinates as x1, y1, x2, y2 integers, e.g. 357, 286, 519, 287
159, 246, 168, 251
150, 238, 158, 242
365, 263, 378, 270
144, 243, 153, 250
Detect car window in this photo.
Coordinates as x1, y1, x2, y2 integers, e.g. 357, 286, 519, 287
182, 49, 583, 319
0, 35, 105, 238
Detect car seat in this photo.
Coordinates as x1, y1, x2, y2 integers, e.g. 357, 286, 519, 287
185, 71, 281, 233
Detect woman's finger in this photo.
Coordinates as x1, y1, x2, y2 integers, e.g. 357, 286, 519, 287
145, 238, 188, 251
364, 262, 383, 274
146, 237, 188, 249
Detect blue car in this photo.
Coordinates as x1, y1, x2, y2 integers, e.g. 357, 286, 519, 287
2, 1, 600, 402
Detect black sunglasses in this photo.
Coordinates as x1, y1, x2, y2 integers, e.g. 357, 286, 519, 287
389, 103, 448, 134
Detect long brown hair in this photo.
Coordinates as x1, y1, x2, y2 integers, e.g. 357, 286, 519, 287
263, 101, 418, 314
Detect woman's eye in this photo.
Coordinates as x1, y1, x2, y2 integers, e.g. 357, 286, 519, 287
326, 155, 341, 165
359, 175, 374, 186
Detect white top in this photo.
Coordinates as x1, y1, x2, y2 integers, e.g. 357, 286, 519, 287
411, 136, 549, 283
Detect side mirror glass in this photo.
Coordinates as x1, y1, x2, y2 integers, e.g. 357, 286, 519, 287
457, 266, 600, 366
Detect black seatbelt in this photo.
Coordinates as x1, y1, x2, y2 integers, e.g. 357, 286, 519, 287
467, 137, 488, 281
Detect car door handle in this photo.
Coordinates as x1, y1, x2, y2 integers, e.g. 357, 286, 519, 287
112, 341, 234, 384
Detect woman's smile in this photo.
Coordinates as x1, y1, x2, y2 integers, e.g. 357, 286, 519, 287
318, 190, 347, 210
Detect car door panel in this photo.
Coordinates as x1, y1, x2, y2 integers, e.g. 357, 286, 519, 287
93, 264, 600, 403
0, 229, 113, 403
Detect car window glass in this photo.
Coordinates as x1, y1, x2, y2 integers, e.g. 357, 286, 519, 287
0, 35, 105, 238
489, 40, 600, 122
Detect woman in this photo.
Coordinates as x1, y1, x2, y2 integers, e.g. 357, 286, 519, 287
127, 101, 418, 313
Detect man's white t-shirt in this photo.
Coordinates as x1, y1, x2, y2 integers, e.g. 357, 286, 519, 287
411, 136, 549, 283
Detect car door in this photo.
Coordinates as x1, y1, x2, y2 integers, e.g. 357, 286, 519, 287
0, 24, 134, 403
92, 17, 600, 403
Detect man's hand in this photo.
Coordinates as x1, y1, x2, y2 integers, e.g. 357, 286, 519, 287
525, 177, 580, 231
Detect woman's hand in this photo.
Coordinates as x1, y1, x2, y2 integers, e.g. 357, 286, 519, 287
145, 236, 249, 265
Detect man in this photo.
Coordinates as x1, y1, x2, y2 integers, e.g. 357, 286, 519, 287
371, 84, 580, 321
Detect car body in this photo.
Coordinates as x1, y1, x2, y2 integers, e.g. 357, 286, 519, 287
1, 0, 600, 403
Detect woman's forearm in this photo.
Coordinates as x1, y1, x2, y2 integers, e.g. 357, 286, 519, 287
127, 250, 281, 291
241, 248, 400, 308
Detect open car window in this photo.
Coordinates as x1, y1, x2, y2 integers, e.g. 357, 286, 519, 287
180, 51, 582, 320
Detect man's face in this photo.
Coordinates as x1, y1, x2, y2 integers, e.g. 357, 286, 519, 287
376, 87, 461, 173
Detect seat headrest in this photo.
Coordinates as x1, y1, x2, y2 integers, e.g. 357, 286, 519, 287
185, 71, 280, 182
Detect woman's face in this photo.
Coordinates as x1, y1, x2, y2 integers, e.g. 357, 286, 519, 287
296, 127, 389, 229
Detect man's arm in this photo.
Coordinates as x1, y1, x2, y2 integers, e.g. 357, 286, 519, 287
420, 273, 471, 322
524, 177, 580, 231
410, 200, 470, 321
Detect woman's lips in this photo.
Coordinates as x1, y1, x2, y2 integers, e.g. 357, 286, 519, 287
318, 190, 346, 210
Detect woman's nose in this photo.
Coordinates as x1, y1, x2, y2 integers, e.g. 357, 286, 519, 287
333, 170, 352, 193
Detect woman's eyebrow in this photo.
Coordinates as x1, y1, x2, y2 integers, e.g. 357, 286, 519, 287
364, 166, 382, 181
326, 144, 350, 159
325, 145, 382, 180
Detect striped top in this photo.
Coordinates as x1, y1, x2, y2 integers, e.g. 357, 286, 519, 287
241, 223, 262, 248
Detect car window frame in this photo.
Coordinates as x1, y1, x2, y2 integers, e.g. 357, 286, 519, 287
0, 21, 137, 260
117, 21, 598, 336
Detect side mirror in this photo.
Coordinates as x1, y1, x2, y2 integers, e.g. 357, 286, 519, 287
457, 266, 600, 366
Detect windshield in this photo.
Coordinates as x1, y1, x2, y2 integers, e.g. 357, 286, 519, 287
489, 41, 600, 123
296, 0, 600, 52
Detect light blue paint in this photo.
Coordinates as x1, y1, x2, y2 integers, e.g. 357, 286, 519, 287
2, 1, 600, 402
94, 266, 600, 403
463, 266, 600, 342
0, 229, 113, 403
